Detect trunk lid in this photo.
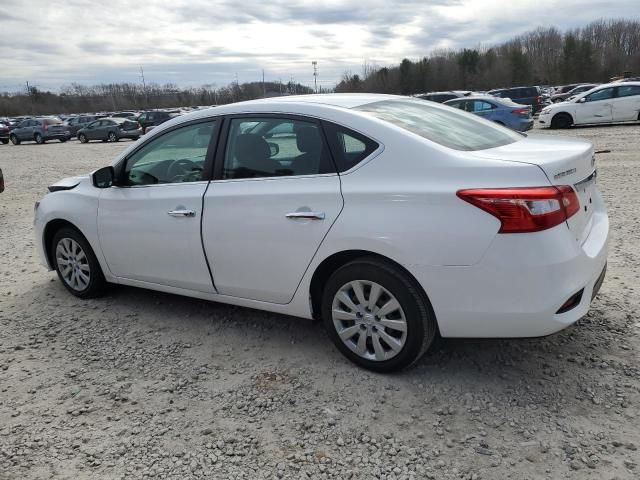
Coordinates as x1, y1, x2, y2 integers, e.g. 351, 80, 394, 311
470, 136, 596, 244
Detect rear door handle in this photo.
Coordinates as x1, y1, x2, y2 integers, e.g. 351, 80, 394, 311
286, 211, 325, 220
168, 209, 196, 217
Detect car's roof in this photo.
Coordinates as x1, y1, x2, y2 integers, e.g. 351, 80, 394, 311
233, 93, 406, 109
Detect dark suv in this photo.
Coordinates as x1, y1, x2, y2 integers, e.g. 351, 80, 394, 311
9, 118, 71, 145
65, 116, 99, 136
488, 86, 546, 113
136, 111, 181, 133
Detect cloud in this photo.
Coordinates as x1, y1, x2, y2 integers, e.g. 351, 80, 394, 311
0, 0, 637, 91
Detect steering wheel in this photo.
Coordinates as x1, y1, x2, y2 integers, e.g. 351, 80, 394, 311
167, 158, 202, 181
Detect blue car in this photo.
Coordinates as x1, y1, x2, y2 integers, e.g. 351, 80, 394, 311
443, 96, 534, 132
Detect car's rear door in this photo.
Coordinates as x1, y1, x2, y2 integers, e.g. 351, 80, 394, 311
201, 115, 343, 304
612, 85, 640, 121
98, 119, 219, 292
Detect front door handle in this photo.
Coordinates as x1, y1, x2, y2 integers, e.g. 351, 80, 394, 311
286, 211, 325, 220
168, 209, 196, 217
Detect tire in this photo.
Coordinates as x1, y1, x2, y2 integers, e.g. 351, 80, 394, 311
51, 227, 107, 299
78, 134, 88, 143
35, 133, 45, 144
59, 138, 67, 143
551, 113, 572, 129
10, 134, 20, 145
321, 258, 437, 372
1, 139, 8, 145
107, 131, 118, 142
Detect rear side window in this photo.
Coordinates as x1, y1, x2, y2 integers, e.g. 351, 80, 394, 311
618, 85, 640, 97
322, 122, 379, 172
355, 99, 521, 151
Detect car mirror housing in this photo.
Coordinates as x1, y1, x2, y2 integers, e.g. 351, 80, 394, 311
578, 97, 586, 103
92, 166, 115, 188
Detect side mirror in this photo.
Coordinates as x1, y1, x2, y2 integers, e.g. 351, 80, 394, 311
579, 97, 587, 103
92, 166, 114, 188
268, 142, 279, 157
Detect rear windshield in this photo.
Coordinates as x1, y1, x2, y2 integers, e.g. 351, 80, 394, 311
43, 118, 62, 124
355, 99, 521, 151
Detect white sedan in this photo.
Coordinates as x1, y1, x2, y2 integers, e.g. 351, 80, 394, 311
34, 94, 609, 371
539, 81, 640, 128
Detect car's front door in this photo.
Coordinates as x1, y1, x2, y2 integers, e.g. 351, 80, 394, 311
17, 120, 33, 140
202, 115, 343, 304
575, 87, 615, 124
98, 120, 219, 292
613, 85, 640, 121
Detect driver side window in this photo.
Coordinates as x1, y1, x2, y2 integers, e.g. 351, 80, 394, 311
586, 88, 614, 102
124, 121, 215, 186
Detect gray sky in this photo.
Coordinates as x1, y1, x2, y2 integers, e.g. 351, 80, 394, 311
1, 0, 637, 92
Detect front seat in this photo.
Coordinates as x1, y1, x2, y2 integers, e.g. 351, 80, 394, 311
232, 133, 281, 178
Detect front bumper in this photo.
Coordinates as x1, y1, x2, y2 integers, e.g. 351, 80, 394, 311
413, 192, 609, 338
538, 112, 552, 125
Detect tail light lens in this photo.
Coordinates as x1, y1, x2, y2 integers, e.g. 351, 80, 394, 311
536, 95, 543, 104
43, 121, 48, 130
457, 186, 580, 233
511, 108, 529, 115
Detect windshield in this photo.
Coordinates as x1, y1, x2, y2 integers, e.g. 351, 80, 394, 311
355, 99, 522, 151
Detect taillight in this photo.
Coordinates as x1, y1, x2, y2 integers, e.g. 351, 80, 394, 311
43, 121, 48, 130
457, 186, 580, 233
511, 108, 529, 115
137, 122, 142, 129
536, 95, 543, 104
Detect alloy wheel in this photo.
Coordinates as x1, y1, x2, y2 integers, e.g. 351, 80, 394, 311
108, 132, 117, 142
331, 280, 407, 361
55, 238, 91, 291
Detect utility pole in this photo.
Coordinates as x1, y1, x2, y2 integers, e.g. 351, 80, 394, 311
312, 61, 318, 94
139, 66, 147, 107
26, 81, 34, 114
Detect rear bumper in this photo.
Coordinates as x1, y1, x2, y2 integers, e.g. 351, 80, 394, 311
413, 193, 609, 338
45, 132, 71, 140
118, 128, 142, 139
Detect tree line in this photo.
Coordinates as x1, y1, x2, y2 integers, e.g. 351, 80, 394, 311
0, 81, 313, 117
336, 19, 640, 94
1, 18, 638, 116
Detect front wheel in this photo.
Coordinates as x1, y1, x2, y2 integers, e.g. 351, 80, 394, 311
78, 134, 88, 143
51, 227, 107, 298
550, 113, 572, 129
321, 258, 437, 372
10, 134, 20, 145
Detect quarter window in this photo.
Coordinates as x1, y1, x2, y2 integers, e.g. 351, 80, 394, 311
472, 101, 495, 112
323, 122, 379, 172
123, 121, 215, 186
222, 118, 334, 179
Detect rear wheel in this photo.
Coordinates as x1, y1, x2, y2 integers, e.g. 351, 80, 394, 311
107, 131, 118, 142
321, 258, 437, 372
78, 134, 88, 143
10, 134, 19, 145
51, 227, 106, 298
35, 133, 45, 144
59, 138, 67, 143
551, 113, 572, 129
1, 139, 8, 145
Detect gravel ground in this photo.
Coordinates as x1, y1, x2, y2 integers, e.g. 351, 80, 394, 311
0, 124, 639, 480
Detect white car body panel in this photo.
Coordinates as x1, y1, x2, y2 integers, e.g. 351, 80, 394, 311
202, 174, 343, 304
34, 94, 609, 339
98, 182, 214, 293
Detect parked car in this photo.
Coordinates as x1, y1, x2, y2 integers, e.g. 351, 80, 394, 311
414, 91, 476, 103
539, 82, 640, 128
136, 111, 181, 133
112, 111, 138, 118
9, 117, 71, 144
444, 96, 533, 132
34, 94, 608, 372
77, 118, 142, 143
488, 86, 546, 113
551, 84, 598, 103
0, 121, 12, 144
65, 116, 98, 136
